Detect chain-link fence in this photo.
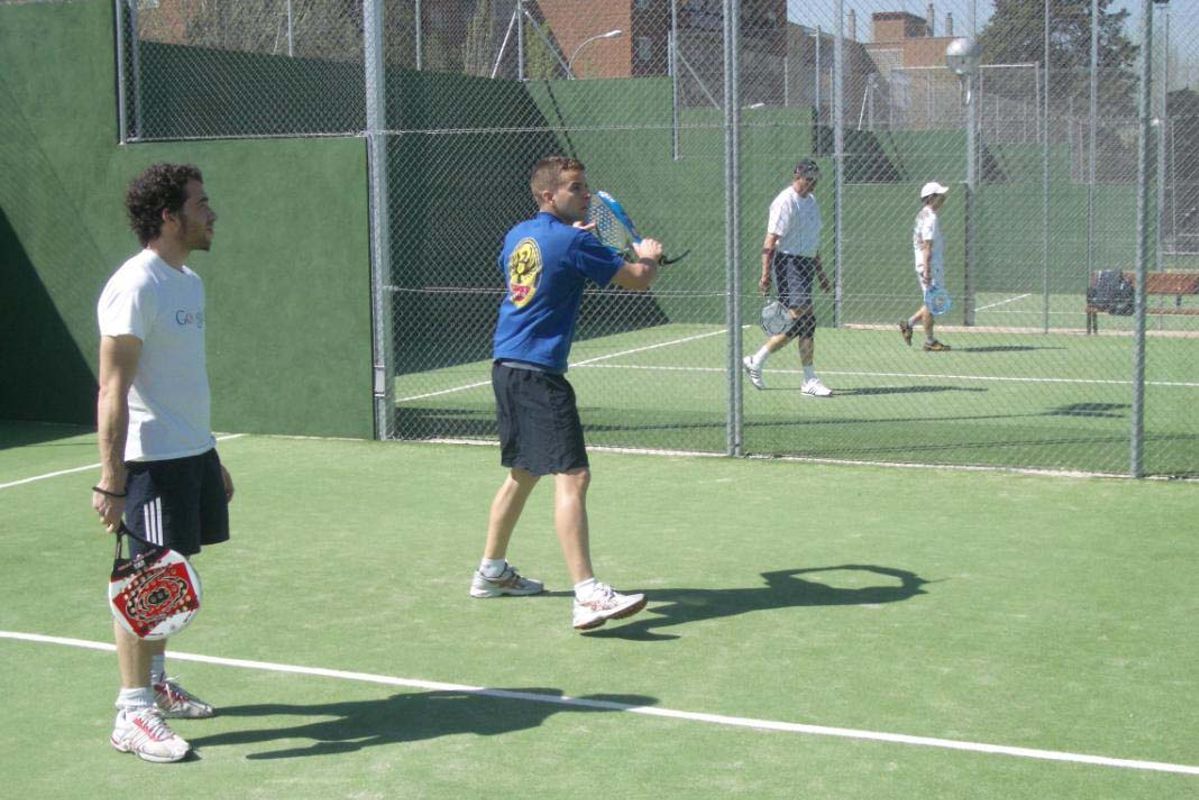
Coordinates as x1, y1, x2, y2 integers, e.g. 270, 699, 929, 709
115, 0, 1198, 477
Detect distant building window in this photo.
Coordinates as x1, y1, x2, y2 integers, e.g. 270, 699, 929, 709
637, 36, 653, 62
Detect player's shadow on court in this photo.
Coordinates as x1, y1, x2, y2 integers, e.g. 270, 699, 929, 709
189, 688, 657, 760
585, 565, 930, 642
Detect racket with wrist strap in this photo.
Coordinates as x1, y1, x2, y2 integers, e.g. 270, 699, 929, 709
589, 190, 689, 265
109, 523, 201, 640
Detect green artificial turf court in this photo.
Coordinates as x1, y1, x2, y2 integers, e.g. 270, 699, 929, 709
394, 291, 1198, 476
1, 424, 1197, 798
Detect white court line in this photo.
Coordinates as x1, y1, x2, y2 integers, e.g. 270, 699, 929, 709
394, 328, 730, 404
2, 631, 1196, 777
0, 433, 247, 491
976, 293, 1032, 312
574, 363, 1199, 389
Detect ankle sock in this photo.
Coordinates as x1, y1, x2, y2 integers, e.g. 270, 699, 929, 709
479, 558, 507, 578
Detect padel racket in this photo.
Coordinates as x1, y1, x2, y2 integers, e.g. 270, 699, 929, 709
924, 286, 953, 317
109, 523, 201, 640
760, 300, 791, 335
589, 190, 690, 265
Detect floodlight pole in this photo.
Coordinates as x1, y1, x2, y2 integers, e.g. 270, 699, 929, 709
568, 30, 623, 78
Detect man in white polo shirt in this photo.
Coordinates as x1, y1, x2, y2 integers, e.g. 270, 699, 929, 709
92, 163, 231, 763
742, 159, 833, 396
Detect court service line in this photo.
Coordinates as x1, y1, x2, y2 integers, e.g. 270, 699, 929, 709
975, 293, 1032, 312
574, 363, 1199, 389
0, 433, 247, 491
394, 328, 730, 404
2, 630, 1196, 777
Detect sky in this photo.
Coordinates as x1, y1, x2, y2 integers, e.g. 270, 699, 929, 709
786, 0, 1197, 42
785, 0, 1198, 76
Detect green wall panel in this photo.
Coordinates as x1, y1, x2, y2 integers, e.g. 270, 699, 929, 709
0, 0, 372, 438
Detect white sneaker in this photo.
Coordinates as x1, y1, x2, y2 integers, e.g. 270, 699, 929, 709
742, 356, 765, 390
469, 564, 545, 598
110, 706, 190, 763
801, 377, 832, 397
572, 583, 647, 631
154, 678, 214, 719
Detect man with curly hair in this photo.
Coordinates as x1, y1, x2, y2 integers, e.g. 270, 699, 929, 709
92, 163, 232, 762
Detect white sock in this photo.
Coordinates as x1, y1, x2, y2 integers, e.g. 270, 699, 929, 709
479, 558, 507, 578
753, 346, 771, 366
926, 335, 936, 344
116, 686, 155, 712
150, 654, 166, 684
574, 577, 599, 600
803, 365, 816, 381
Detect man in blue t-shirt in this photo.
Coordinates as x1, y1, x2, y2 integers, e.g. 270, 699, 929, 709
470, 155, 664, 632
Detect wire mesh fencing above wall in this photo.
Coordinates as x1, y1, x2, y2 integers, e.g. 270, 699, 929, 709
115, 0, 1198, 477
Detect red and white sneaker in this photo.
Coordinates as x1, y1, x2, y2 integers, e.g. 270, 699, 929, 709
572, 583, 647, 631
110, 706, 190, 763
154, 678, 215, 719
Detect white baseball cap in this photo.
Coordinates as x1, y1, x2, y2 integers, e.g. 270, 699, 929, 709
920, 181, 950, 199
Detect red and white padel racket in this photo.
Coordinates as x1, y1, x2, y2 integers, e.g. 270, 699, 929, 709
108, 524, 201, 640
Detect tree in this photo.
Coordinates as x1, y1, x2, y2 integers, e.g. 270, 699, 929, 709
977, 0, 1138, 117
462, 0, 495, 77
523, 20, 561, 80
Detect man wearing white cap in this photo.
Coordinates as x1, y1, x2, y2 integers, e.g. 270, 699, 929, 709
900, 181, 951, 351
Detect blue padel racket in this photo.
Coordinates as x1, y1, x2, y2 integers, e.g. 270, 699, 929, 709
589, 190, 689, 265
924, 286, 953, 317
109, 523, 201, 640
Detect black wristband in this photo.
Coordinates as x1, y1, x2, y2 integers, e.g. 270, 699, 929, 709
92, 485, 127, 498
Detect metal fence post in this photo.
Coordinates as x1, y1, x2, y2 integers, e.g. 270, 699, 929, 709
724, 0, 742, 457
1131, 0, 1155, 478
833, 0, 844, 329
365, 0, 394, 439
114, 0, 128, 145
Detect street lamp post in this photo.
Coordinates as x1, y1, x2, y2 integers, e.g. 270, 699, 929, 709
568, 29, 623, 78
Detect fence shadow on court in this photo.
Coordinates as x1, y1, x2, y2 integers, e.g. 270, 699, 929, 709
189, 688, 658, 760
585, 564, 930, 642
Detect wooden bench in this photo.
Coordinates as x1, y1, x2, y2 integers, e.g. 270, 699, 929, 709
1085, 270, 1199, 334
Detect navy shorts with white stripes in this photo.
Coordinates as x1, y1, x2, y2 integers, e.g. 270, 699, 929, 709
124, 448, 229, 557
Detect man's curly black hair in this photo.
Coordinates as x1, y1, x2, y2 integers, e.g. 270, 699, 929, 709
124, 163, 203, 246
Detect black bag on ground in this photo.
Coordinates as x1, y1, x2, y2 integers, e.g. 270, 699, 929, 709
1088, 270, 1135, 316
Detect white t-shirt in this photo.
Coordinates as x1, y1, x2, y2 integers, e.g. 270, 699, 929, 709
97, 249, 214, 462
767, 186, 822, 257
912, 205, 945, 286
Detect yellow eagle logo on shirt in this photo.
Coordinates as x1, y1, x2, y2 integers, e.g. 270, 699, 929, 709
507, 237, 542, 308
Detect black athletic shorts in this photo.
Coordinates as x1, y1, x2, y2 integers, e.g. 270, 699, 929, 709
492, 361, 589, 476
124, 448, 230, 557
773, 253, 817, 310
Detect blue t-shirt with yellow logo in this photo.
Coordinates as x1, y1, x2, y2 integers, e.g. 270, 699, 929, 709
493, 212, 624, 373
